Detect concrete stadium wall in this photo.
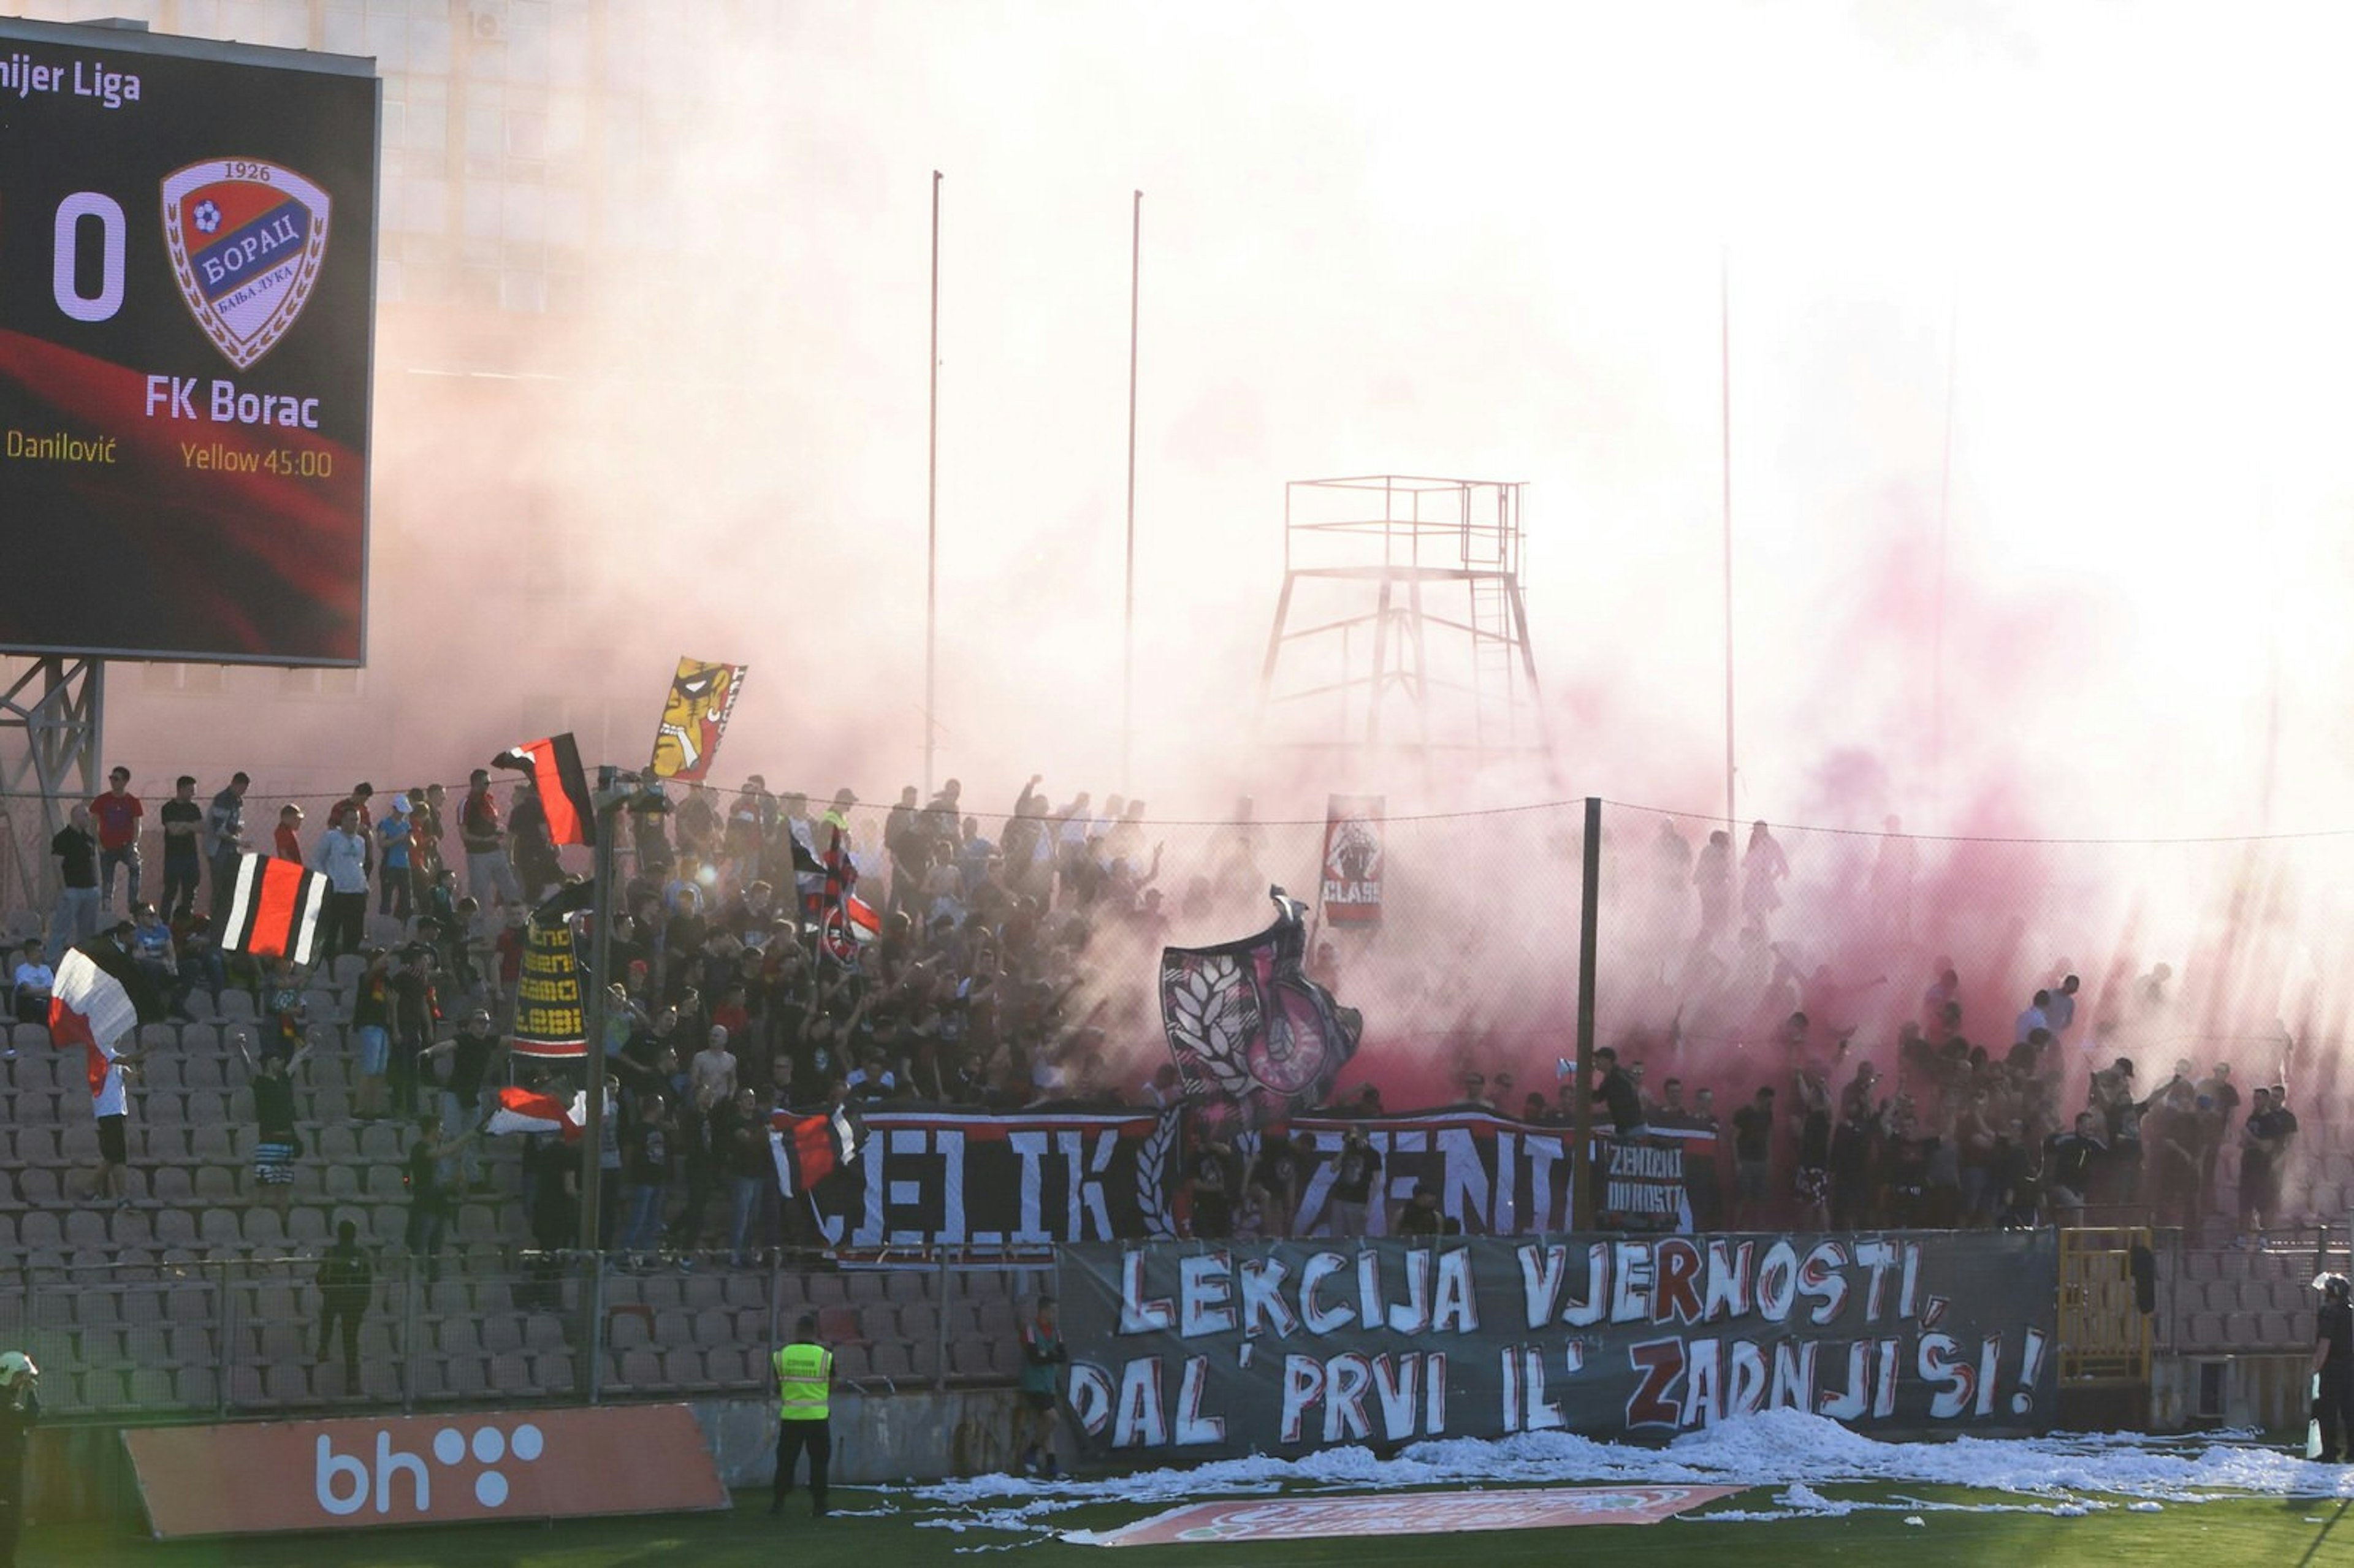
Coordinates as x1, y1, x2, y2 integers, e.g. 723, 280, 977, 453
2149, 1352, 2313, 1434
695, 1387, 1049, 1488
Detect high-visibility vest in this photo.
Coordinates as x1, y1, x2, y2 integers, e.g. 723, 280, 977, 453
775, 1342, 832, 1421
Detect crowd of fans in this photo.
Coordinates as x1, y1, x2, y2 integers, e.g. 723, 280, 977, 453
0, 774, 2336, 1266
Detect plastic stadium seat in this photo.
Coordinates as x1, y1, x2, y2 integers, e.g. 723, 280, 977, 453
226, 1366, 266, 1410
136, 1022, 179, 1051
141, 1057, 184, 1091
181, 1052, 225, 1088
611, 1350, 661, 1391
653, 1309, 693, 1345
79, 1370, 134, 1412
908, 1334, 942, 1383
480, 1315, 525, 1355
846, 1272, 887, 1304
830, 1343, 875, 1385
76, 1326, 128, 1366
264, 1364, 321, 1408
606, 1311, 651, 1351
164, 1287, 213, 1325
803, 1272, 850, 1307
817, 1305, 863, 1345
244, 1209, 288, 1249
215, 991, 255, 1020
259, 1323, 310, 1363
722, 1274, 769, 1310
487, 1352, 534, 1396
130, 1368, 175, 1410
663, 1349, 709, 1391
533, 1352, 577, 1395
176, 1367, 219, 1410
165, 1326, 215, 1368
18, 1214, 62, 1251
867, 1341, 913, 1386
436, 1319, 483, 1356
443, 1356, 490, 1401
524, 1315, 569, 1352
198, 1211, 242, 1249
701, 1344, 750, 1388
455, 1205, 500, 1243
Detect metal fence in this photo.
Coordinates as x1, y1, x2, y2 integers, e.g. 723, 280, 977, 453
10, 1249, 1045, 1423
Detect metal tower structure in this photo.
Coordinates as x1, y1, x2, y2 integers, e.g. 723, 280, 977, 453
1257, 475, 1550, 771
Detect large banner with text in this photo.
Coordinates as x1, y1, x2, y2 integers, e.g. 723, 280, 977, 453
804, 1106, 1716, 1254
808, 1106, 1186, 1254
1057, 1231, 2058, 1458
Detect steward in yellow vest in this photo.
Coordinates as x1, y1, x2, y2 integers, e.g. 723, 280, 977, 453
769, 1312, 835, 1518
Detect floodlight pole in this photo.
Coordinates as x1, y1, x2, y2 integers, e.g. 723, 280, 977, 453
1121, 189, 1141, 794
924, 170, 942, 800
1571, 795, 1601, 1231
576, 767, 617, 1256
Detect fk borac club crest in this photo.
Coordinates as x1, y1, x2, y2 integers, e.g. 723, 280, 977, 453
161, 158, 332, 370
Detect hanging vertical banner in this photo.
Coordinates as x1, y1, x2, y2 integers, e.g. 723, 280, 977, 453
512, 916, 586, 1058
1319, 795, 1385, 926
648, 657, 747, 783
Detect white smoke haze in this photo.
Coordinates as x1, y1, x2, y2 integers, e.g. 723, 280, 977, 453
18, 1, 2354, 1118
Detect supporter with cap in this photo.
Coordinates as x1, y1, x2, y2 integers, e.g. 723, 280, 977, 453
0, 1350, 39, 1568
377, 792, 415, 921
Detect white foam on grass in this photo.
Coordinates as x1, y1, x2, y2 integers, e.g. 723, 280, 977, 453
909, 1407, 2354, 1540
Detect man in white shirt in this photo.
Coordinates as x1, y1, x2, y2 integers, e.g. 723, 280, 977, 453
2014, 990, 2051, 1048
9, 943, 54, 1032
311, 819, 371, 962
85, 1029, 147, 1206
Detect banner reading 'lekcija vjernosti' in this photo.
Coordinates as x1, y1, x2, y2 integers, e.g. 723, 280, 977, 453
1057, 1231, 2057, 1458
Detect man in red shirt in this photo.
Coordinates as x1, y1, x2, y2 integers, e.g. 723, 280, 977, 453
89, 767, 144, 915
460, 767, 520, 910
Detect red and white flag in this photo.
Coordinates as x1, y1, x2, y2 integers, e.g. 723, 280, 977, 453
221, 852, 329, 965
48, 945, 148, 1099
769, 1105, 859, 1197
486, 1085, 585, 1141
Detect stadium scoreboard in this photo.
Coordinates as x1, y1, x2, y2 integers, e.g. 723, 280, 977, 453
0, 17, 378, 665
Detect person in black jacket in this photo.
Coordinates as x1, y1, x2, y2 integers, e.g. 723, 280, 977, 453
314, 1220, 374, 1391
0, 1350, 39, 1568
2314, 1273, 2354, 1463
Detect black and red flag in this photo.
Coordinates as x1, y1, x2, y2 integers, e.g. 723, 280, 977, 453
221, 852, 329, 965
492, 733, 596, 847
769, 1105, 860, 1197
